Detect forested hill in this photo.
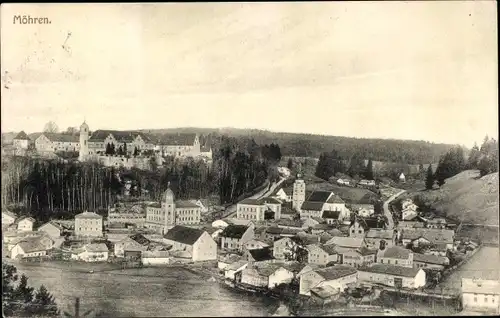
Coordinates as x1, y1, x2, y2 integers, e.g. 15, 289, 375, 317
138, 127, 456, 164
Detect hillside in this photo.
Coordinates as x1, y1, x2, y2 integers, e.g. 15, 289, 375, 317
414, 170, 499, 226
136, 127, 455, 164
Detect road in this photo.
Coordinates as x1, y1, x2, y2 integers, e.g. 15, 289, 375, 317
224, 177, 287, 219
382, 189, 406, 230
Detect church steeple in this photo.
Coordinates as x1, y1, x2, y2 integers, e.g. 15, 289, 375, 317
296, 162, 303, 179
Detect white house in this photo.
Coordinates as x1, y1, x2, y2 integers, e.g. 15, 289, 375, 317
74, 211, 103, 237
399, 173, 406, 183
219, 224, 255, 251
224, 260, 248, 280
461, 278, 500, 313
17, 217, 35, 232
275, 187, 293, 203
163, 225, 217, 262
72, 243, 109, 262
10, 240, 47, 259
268, 266, 295, 289
357, 264, 426, 289
13, 131, 31, 149
299, 265, 358, 296
37, 221, 63, 239
2, 211, 17, 226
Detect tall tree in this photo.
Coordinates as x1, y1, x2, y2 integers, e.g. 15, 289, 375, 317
364, 159, 374, 180
287, 158, 293, 170
467, 142, 481, 169
43, 121, 59, 133
425, 164, 435, 190
31, 285, 59, 317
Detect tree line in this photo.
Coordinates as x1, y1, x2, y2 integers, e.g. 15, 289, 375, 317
3, 264, 58, 317
426, 136, 498, 189
314, 150, 375, 180
2, 136, 281, 221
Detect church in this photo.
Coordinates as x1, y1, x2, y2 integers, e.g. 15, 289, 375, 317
145, 183, 202, 234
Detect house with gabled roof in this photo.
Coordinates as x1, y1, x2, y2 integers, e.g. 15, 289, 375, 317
276, 187, 293, 202
17, 217, 36, 232
163, 225, 217, 262
13, 131, 30, 149
300, 191, 348, 220
339, 246, 377, 268
219, 224, 254, 251
2, 210, 17, 226
357, 264, 426, 289
377, 246, 414, 268
71, 243, 109, 262
401, 228, 455, 256
35, 133, 80, 153
114, 234, 151, 257
413, 253, 449, 270
10, 239, 48, 259
240, 264, 294, 289
244, 247, 274, 264
461, 278, 500, 313
37, 221, 63, 239
325, 236, 366, 250
364, 228, 397, 249
299, 265, 358, 296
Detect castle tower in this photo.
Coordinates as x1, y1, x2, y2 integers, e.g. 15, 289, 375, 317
292, 163, 306, 212
163, 182, 176, 231
79, 120, 89, 161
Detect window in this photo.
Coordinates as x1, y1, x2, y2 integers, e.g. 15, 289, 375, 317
474, 297, 477, 303
484, 297, 488, 303
358, 230, 362, 234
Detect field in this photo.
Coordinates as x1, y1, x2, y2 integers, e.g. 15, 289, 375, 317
11, 260, 277, 317
439, 246, 500, 293
306, 182, 380, 204
410, 170, 499, 226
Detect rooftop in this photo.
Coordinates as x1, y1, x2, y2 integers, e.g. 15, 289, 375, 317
326, 194, 345, 204
307, 191, 333, 203
320, 244, 338, 256
260, 197, 282, 205
365, 229, 395, 240
301, 201, 324, 211
381, 246, 413, 259
401, 228, 455, 244
325, 236, 364, 249
462, 279, 500, 295
176, 200, 200, 209
155, 133, 197, 146
14, 131, 30, 141
248, 248, 274, 262
42, 133, 79, 143
359, 263, 420, 278
17, 240, 47, 253
413, 253, 449, 265
164, 225, 205, 245
75, 212, 102, 219
322, 210, 341, 219
315, 265, 357, 281
220, 224, 250, 239
85, 243, 109, 253
239, 198, 263, 206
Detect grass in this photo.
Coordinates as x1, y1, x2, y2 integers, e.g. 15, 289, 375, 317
407, 170, 499, 226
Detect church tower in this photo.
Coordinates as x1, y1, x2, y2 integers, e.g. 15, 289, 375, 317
163, 182, 176, 232
79, 120, 89, 161
292, 163, 306, 212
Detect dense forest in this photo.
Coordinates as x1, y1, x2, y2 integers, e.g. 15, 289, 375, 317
137, 128, 455, 164
1, 136, 281, 223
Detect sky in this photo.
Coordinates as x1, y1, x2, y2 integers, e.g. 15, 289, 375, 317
1, 2, 497, 147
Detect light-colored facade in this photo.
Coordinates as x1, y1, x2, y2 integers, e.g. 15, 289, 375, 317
236, 197, 282, 221
299, 266, 358, 296
72, 243, 109, 262
364, 229, 396, 249
462, 278, 500, 313
357, 264, 426, 289
220, 224, 255, 251
17, 217, 35, 232
273, 237, 296, 260
145, 186, 201, 234
269, 267, 295, 289
307, 244, 338, 266
378, 246, 414, 268
292, 178, 306, 212
35, 133, 80, 153
37, 222, 62, 239
163, 226, 217, 262
2, 211, 17, 226
349, 220, 367, 238
13, 131, 30, 149
10, 241, 47, 259
341, 248, 377, 268
114, 236, 148, 257
74, 212, 103, 237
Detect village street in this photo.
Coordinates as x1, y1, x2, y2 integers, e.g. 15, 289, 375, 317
382, 189, 406, 229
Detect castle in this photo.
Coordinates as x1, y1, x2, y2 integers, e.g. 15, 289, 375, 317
78, 121, 212, 168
